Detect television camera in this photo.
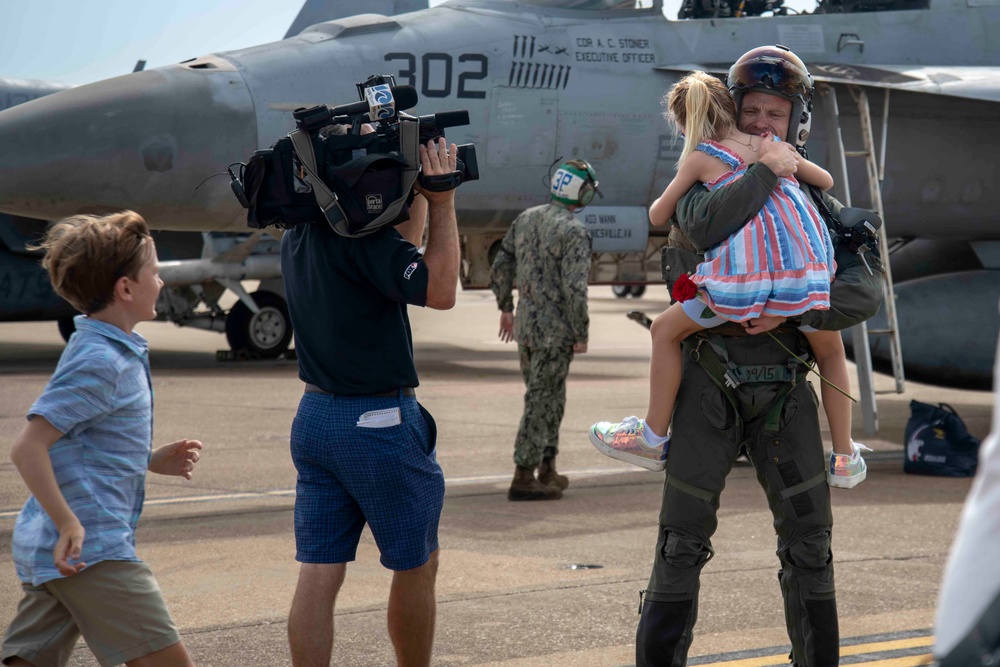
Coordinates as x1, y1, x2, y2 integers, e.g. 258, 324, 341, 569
230, 74, 479, 238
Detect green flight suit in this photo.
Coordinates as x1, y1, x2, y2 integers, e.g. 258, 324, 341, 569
490, 202, 591, 468
636, 162, 884, 667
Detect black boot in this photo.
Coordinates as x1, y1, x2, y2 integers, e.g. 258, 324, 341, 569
508, 465, 562, 501
636, 598, 697, 667
538, 455, 569, 490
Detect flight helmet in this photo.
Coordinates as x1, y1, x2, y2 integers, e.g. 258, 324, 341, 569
550, 159, 602, 207
727, 45, 815, 147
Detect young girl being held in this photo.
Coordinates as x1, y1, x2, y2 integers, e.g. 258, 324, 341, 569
589, 71, 869, 488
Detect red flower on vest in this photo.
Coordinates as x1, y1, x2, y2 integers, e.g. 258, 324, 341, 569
671, 274, 698, 303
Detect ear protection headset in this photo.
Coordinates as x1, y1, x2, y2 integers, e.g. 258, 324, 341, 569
550, 159, 602, 207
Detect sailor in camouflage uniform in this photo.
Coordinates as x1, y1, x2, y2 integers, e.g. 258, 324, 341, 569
490, 159, 600, 501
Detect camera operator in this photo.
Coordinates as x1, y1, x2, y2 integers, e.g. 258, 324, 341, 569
282, 136, 458, 667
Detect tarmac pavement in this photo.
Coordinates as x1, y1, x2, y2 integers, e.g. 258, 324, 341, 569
0, 286, 992, 666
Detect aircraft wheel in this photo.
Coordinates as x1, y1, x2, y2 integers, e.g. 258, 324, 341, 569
630, 285, 646, 298
612, 285, 632, 298
225, 290, 292, 358
57, 316, 77, 343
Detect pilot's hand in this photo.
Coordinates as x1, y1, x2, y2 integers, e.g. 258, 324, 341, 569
573, 341, 588, 354
756, 134, 798, 178
499, 311, 514, 343
415, 138, 458, 202
742, 314, 787, 335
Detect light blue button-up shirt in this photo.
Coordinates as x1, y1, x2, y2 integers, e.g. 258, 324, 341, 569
13, 315, 153, 585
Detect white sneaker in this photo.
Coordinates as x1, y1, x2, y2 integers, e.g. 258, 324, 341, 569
828, 441, 872, 489
589, 416, 668, 472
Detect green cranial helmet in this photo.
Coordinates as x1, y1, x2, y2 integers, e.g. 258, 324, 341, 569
727, 45, 815, 147
550, 159, 602, 207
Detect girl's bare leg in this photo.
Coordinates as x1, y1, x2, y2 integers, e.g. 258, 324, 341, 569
803, 329, 853, 455
644, 303, 707, 437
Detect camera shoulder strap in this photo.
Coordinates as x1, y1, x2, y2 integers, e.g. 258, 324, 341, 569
393, 114, 420, 205
288, 129, 351, 234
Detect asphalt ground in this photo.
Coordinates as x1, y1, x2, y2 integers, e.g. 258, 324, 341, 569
0, 286, 992, 666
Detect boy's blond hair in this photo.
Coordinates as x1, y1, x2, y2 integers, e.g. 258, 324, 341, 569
35, 210, 153, 314
664, 71, 738, 166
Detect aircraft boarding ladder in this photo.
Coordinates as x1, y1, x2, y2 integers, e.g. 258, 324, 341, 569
818, 84, 905, 436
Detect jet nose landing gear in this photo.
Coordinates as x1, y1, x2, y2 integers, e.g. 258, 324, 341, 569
612, 284, 646, 299
224, 290, 293, 359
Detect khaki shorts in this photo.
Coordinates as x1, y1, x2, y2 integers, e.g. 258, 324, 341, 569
2, 560, 180, 667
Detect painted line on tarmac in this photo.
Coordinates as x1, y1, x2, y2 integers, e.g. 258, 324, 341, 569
0, 490, 296, 519
0, 466, 648, 520
443, 466, 648, 487
684, 629, 934, 667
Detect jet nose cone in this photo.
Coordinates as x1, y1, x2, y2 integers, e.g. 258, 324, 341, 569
0, 59, 257, 230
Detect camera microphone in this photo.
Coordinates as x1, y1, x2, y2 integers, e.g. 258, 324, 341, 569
329, 85, 418, 121
415, 110, 471, 142
426, 110, 469, 129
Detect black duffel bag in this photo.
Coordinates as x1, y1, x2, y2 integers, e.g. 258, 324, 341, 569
904, 401, 980, 477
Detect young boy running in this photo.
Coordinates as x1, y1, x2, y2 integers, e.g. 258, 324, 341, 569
2, 211, 203, 667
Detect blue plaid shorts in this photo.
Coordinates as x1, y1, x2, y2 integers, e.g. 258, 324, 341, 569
289, 391, 444, 571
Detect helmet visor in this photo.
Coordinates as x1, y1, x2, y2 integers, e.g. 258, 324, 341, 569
727, 55, 813, 102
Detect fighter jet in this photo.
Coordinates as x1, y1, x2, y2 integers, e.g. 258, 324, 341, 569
0, 78, 90, 336
0, 76, 274, 348
0, 0, 426, 357
0, 0, 996, 387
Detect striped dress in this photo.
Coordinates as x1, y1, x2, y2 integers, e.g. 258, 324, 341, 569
690, 140, 836, 322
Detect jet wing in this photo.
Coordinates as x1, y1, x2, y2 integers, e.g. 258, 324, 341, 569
812, 64, 1000, 103
655, 63, 1000, 103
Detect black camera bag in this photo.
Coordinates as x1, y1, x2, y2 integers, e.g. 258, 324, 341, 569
244, 139, 324, 229
326, 153, 410, 237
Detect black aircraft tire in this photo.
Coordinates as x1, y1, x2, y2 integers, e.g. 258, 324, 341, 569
225, 291, 293, 358
630, 285, 646, 298
612, 285, 632, 298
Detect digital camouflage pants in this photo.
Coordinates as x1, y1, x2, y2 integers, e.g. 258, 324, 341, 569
514, 344, 574, 468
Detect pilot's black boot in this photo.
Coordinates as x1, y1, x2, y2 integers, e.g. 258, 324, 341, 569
537, 455, 569, 490
508, 465, 562, 501
635, 598, 697, 667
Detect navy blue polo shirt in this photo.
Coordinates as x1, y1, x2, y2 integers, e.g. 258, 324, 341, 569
281, 221, 429, 395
